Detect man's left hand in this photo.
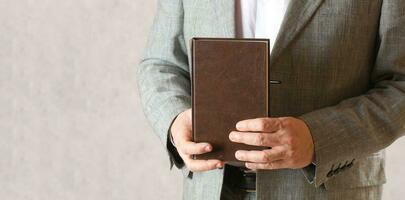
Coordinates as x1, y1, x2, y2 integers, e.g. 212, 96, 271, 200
229, 117, 315, 170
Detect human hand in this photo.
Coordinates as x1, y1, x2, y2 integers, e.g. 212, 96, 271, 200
229, 117, 314, 170
170, 109, 224, 172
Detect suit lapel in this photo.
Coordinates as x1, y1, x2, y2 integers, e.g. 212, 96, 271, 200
270, 0, 325, 65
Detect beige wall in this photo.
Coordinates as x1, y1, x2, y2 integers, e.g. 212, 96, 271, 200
0, 0, 403, 199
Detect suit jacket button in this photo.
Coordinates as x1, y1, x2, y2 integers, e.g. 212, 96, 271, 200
327, 164, 336, 178
340, 161, 348, 171
347, 159, 355, 168
333, 163, 342, 174
327, 170, 334, 177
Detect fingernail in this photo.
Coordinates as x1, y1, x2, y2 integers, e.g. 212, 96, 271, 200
205, 145, 212, 151
235, 151, 241, 159
236, 122, 243, 129
229, 132, 237, 141
216, 162, 223, 168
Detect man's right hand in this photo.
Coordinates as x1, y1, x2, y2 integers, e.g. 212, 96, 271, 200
170, 108, 224, 172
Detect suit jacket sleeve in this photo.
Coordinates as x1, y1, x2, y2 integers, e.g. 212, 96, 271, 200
299, 0, 405, 187
136, 0, 190, 170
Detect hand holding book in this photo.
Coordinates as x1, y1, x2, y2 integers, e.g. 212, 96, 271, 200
169, 108, 225, 172
229, 117, 315, 170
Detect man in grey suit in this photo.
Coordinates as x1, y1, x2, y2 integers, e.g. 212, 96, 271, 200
137, 0, 405, 199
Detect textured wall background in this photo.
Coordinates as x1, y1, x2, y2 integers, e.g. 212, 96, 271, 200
0, 0, 403, 199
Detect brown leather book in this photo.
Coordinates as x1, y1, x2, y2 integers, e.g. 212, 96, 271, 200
191, 37, 278, 167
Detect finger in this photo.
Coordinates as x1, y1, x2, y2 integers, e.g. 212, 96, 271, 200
245, 160, 286, 170
229, 131, 281, 147
186, 159, 224, 172
236, 118, 281, 132
235, 147, 286, 163
178, 141, 213, 155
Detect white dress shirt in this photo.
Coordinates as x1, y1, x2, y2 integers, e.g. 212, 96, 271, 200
236, 0, 291, 53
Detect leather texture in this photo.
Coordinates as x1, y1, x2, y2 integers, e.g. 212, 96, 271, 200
191, 38, 270, 166
137, 0, 405, 199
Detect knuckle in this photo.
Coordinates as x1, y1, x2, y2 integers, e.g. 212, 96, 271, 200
262, 152, 271, 162
273, 118, 281, 127
267, 162, 274, 169
256, 119, 267, 130
202, 162, 215, 171
187, 146, 197, 155
206, 162, 215, 169
198, 145, 206, 153
279, 117, 292, 128
274, 133, 282, 144
278, 149, 287, 158
255, 134, 266, 146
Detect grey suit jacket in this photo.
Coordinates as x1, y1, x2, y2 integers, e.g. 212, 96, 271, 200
137, 0, 405, 199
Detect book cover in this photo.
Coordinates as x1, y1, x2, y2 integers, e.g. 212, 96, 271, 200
191, 37, 273, 166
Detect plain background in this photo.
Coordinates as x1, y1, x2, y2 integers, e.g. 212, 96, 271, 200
0, 0, 404, 199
